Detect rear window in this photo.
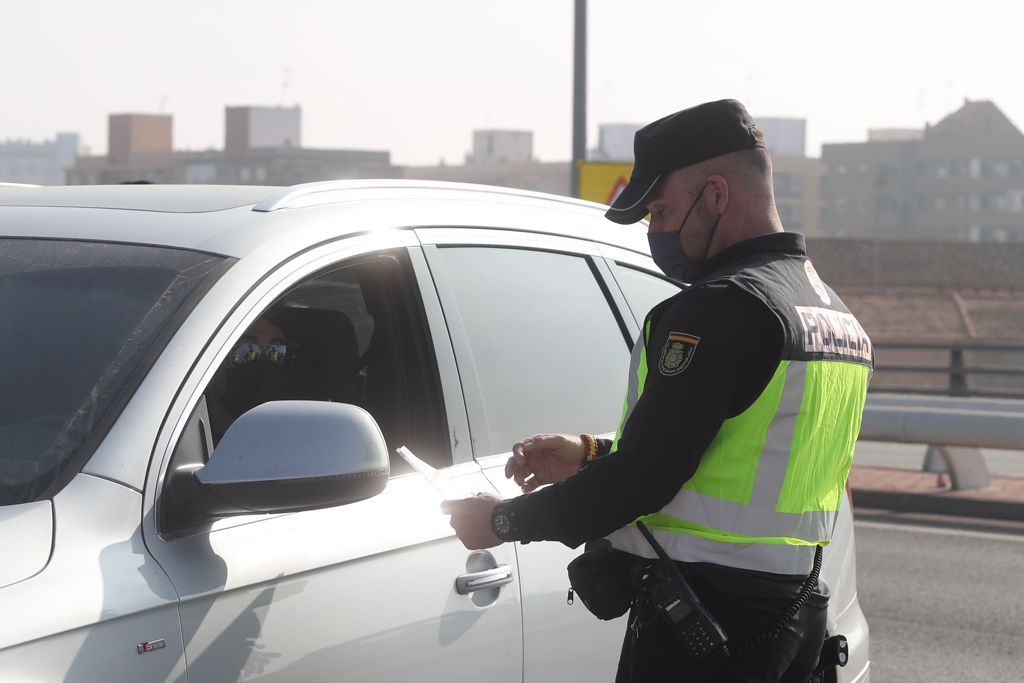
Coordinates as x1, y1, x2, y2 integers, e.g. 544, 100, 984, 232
0, 239, 229, 505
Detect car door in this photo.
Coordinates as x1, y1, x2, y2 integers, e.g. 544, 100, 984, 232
142, 230, 523, 683
418, 227, 641, 681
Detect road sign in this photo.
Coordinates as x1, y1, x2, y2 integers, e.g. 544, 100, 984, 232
578, 161, 634, 205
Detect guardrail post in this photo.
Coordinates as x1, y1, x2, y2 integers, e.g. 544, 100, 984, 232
922, 445, 947, 473
949, 347, 968, 396
929, 444, 991, 490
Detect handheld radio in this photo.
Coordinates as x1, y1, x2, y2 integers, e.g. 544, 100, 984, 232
635, 521, 729, 659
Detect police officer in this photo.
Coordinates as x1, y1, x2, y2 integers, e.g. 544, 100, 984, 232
441, 99, 872, 682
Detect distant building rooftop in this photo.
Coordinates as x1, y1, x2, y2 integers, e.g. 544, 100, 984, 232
867, 128, 923, 142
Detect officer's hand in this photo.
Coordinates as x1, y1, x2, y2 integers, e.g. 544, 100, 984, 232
506, 433, 585, 493
440, 493, 502, 550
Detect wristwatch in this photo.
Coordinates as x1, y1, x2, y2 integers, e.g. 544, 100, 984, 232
490, 502, 518, 543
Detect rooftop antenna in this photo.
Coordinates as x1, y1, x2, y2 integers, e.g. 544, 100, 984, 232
281, 67, 292, 106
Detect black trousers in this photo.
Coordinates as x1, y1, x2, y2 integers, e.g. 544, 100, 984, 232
615, 566, 829, 683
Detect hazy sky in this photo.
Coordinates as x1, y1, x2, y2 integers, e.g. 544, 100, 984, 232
3, 0, 1022, 165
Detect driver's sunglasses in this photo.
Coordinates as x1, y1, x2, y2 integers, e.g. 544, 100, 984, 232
230, 341, 289, 367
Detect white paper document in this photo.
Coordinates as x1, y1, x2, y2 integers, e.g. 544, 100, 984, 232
396, 445, 468, 499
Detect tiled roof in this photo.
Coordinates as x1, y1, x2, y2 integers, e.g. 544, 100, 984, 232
838, 289, 969, 340
834, 288, 1024, 343
806, 238, 1024, 290
961, 295, 1024, 339
834, 288, 1024, 394
925, 100, 1024, 146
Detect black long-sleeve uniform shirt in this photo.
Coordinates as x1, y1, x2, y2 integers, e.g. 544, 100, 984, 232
504, 233, 807, 555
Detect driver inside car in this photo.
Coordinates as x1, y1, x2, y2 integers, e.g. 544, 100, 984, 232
206, 313, 293, 444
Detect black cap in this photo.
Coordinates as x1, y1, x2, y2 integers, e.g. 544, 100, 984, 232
605, 99, 766, 225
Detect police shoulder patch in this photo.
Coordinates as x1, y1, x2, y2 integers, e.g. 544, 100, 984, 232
658, 332, 700, 376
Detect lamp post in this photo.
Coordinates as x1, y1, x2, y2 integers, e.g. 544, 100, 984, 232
571, 0, 586, 198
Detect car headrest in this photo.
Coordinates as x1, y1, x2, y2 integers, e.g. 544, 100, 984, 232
272, 307, 362, 403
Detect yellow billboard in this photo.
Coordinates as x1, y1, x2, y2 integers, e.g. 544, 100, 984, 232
578, 161, 634, 205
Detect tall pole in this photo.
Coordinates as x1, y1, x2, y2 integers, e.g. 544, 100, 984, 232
571, 0, 586, 198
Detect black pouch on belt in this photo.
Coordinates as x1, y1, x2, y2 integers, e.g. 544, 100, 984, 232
567, 538, 637, 620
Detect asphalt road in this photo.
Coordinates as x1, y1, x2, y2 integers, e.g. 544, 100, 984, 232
854, 510, 1024, 682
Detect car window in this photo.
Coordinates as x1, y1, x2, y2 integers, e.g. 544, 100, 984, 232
434, 246, 631, 455
611, 262, 683, 324
200, 250, 449, 473
0, 239, 229, 506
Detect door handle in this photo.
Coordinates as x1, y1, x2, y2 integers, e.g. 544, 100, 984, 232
455, 565, 513, 595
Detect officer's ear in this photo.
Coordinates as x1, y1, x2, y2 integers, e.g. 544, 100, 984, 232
705, 175, 729, 215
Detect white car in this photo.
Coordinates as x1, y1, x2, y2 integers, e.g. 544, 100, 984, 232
0, 180, 869, 682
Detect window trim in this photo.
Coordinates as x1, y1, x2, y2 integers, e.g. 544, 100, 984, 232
408, 247, 474, 466
596, 243, 683, 325
605, 259, 685, 327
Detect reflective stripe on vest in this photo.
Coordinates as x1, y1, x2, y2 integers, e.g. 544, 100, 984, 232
610, 320, 650, 454
606, 326, 869, 575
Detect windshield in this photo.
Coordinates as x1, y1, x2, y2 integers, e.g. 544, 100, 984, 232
0, 239, 229, 505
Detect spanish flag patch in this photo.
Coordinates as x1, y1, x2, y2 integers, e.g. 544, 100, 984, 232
659, 332, 700, 376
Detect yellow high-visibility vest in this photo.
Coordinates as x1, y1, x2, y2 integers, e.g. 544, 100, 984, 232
607, 253, 872, 575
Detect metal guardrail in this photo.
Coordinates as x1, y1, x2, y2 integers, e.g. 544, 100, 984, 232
859, 394, 1024, 490
870, 341, 1024, 399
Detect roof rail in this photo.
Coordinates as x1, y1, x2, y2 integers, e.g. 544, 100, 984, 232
253, 180, 393, 212
0, 182, 41, 188
252, 179, 604, 213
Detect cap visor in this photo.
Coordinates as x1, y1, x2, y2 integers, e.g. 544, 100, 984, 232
604, 173, 662, 225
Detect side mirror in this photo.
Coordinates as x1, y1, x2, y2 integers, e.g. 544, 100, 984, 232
162, 400, 389, 535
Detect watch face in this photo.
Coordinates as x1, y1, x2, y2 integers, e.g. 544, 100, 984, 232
492, 509, 512, 537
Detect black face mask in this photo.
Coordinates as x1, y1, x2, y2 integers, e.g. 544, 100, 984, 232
648, 231, 695, 282
647, 182, 710, 282
222, 361, 291, 418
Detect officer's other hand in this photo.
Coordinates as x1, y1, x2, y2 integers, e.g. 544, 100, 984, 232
506, 433, 584, 493
440, 493, 502, 550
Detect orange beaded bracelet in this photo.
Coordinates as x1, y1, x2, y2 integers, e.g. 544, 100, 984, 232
580, 433, 598, 464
